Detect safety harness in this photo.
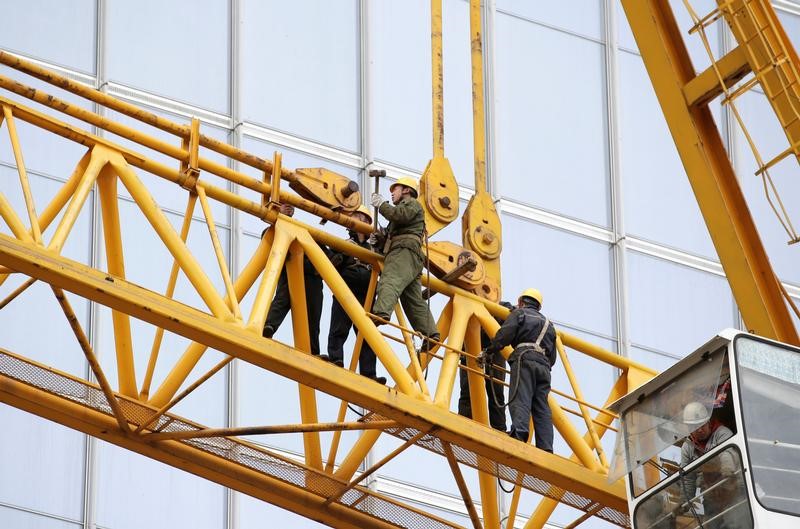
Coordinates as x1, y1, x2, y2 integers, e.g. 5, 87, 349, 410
515, 315, 552, 357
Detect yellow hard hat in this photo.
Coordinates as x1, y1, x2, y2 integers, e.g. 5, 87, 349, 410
519, 288, 543, 306
390, 176, 419, 197
353, 204, 372, 224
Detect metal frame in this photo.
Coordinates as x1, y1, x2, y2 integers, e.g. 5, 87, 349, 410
0, 58, 651, 528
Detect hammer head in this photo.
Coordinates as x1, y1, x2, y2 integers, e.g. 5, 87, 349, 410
368, 169, 387, 178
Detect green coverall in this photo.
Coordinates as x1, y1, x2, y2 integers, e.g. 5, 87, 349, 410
372, 196, 439, 339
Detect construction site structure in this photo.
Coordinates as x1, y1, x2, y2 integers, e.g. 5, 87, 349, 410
2, 1, 800, 528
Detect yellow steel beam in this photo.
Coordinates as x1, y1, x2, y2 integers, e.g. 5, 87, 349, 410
140, 192, 199, 400
464, 322, 499, 529
0, 363, 457, 529
621, 0, 798, 344
0, 233, 629, 513
2, 105, 42, 243
96, 156, 138, 397
286, 240, 323, 470
682, 45, 751, 107
419, 0, 459, 236
0, 82, 372, 235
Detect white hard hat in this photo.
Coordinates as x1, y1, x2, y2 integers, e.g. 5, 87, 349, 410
683, 401, 711, 426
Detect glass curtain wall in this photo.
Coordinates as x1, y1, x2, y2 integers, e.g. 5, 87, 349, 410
2, 0, 800, 528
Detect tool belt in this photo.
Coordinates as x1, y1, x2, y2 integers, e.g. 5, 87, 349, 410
383, 233, 422, 254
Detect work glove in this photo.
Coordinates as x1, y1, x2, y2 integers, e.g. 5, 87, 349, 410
370, 193, 385, 208
367, 232, 379, 246
476, 350, 488, 368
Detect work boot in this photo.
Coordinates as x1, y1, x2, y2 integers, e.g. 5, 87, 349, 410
262, 324, 276, 338
319, 354, 345, 368
366, 375, 387, 385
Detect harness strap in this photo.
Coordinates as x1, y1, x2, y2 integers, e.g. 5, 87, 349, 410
516, 317, 551, 354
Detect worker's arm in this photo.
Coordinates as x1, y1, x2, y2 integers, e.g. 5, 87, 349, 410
485, 313, 518, 355
378, 199, 419, 224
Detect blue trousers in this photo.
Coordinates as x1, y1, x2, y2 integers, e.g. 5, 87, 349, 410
508, 349, 553, 452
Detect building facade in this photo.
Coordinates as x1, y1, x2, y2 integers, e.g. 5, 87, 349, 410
1, 1, 800, 528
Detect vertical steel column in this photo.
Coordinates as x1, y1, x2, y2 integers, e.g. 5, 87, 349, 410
227, 0, 242, 525
84, 1, 107, 526
604, 0, 631, 364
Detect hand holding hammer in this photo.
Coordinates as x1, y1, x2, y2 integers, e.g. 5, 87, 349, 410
368, 169, 386, 231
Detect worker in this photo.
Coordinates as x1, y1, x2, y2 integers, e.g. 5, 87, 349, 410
322, 205, 386, 384
457, 301, 514, 432
679, 401, 747, 529
262, 203, 324, 356
482, 288, 556, 452
369, 177, 440, 351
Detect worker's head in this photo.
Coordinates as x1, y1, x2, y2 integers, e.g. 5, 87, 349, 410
352, 204, 372, 225
390, 177, 419, 203
683, 401, 713, 441
518, 288, 543, 310
279, 203, 296, 217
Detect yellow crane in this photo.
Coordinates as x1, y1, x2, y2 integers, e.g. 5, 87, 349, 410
0, 1, 799, 528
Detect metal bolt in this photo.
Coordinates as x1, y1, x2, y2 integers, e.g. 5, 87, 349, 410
481, 231, 495, 244
341, 180, 359, 198
438, 196, 451, 208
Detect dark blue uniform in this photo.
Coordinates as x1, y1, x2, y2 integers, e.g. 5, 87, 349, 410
326, 233, 380, 378
485, 303, 556, 452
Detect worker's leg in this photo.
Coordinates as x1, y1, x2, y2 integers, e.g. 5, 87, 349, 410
326, 296, 350, 366
486, 356, 507, 431
457, 355, 472, 419
306, 273, 323, 356
399, 277, 439, 340
394, 249, 438, 339
508, 352, 534, 441
372, 248, 414, 319
352, 282, 379, 377
531, 361, 553, 452
264, 269, 289, 337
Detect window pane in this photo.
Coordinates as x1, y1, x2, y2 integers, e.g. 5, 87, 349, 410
369, 0, 474, 186
241, 0, 360, 151
629, 346, 678, 373
0, 505, 81, 529
106, 0, 229, 112
0, 409, 85, 521
627, 251, 735, 355
634, 446, 752, 529
0, 170, 91, 377
550, 328, 617, 458
239, 494, 329, 529
734, 90, 800, 284
95, 442, 226, 529
737, 336, 800, 516
497, 0, 604, 40
0, 0, 96, 73
496, 15, 610, 226
619, 51, 716, 258
500, 214, 616, 336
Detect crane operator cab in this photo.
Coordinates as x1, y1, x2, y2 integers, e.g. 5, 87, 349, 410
608, 329, 800, 529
